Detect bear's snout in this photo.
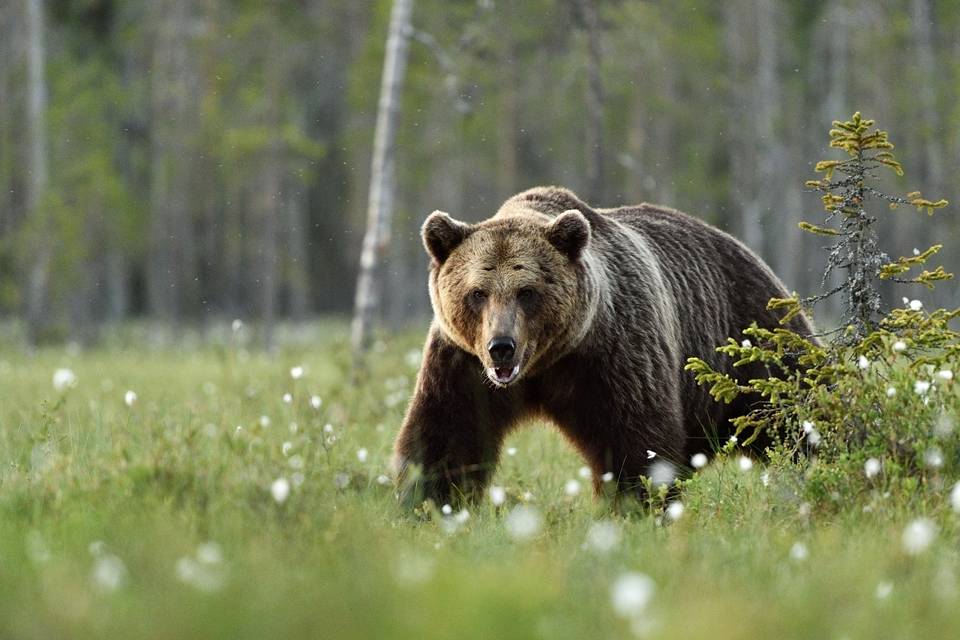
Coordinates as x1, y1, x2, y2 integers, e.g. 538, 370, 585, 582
485, 335, 521, 386
487, 336, 516, 365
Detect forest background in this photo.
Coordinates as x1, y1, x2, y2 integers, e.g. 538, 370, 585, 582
1, 0, 957, 346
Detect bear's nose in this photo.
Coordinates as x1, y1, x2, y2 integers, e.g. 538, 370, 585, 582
487, 336, 516, 364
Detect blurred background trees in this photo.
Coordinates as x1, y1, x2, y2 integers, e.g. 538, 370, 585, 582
0, 0, 957, 345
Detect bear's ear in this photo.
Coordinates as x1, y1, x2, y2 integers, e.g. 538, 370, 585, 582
545, 209, 591, 261
422, 211, 473, 265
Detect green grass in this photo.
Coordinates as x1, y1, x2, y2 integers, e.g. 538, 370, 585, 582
1, 325, 959, 639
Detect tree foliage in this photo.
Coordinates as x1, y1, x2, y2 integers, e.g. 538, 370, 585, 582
686, 114, 958, 505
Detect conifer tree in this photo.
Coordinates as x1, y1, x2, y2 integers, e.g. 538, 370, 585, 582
772, 112, 948, 343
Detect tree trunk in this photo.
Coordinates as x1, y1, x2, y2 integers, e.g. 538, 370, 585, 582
284, 179, 310, 321
351, 0, 414, 360
496, 2, 519, 198
257, 29, 284, 352
754, 0, 786, 277
148, 0, 198, 330
910, 0, 943, 195
24, 0, 49, 344
577, 0, 605, 203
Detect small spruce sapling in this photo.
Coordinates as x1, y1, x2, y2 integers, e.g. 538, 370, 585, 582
685, 114, 958, 490
774, 112, 948, 342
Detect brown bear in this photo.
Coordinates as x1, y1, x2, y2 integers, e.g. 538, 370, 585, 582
392, 186, 813, 506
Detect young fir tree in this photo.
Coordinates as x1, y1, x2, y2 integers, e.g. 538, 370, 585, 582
771, 111, 948, 343
685, 114, 957, 472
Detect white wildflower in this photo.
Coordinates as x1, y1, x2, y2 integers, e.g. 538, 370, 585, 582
356, 448, 369, 463
802, 420, 814, 434
196, 542, 223, 565
393, 551, 435, 586
937, 370, 953, 381
858, 355, 870, 370
323, 423, 334, 434
231, 319, 243, 333
690, 453, 708, 469
950, 482, 960, 513
506, 447, 517, 456
729, 435, 738, 444
270, 477, 290, 504
646, 450, 657, 459
738, 456, 753, 472
564, 479, 582, 496
176, 554, 225, 593
876, 581, 894, 600
124, 390, 137, 407
489, 485, 506, 506
259, 415, 271, 427
807, 429, 821, 447
578, 466, 592, 480
441, 504, 453, 515
92, 554, 127, 592
649, 460, 677, 486
892, 340, 907, 352
864, 458, 881, 479
610, 572, 655, 619
585, 520, 622, 554
504, 505, 542, 540
741, 339, 752, 348
761, 472, 770, 487
935, 412, 955, 438
52, 368, 77, 392
902, 518, 937, 555
290, 366, 304, 379
310, 395, 322, 409
666, 501, 684, 522
886, 386, 897, 398
376, 474, 391, 486
281, 441, 293, 456
601, 471, 615, 483
924, 447, 944, 469
282, 393, 292, 404
914, 380, 931, 395
333, 472, 350, 489
909, 299, 923, 311
789, 542, 808, 562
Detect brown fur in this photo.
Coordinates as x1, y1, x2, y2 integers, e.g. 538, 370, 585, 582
393, 186, 814, 506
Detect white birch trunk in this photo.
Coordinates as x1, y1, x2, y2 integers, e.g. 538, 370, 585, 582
577, 0, 605, 203
351, 0, 414, 358
24, 0, 49, 343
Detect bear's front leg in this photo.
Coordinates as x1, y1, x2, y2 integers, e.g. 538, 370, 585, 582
392, 328, 520, 508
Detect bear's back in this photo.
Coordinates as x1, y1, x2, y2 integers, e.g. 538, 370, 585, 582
594, 202, 811, 454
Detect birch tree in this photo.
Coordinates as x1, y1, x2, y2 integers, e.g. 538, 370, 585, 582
351, 0, 414, 359
24, 0, 49, 344
576, 0, 605, 203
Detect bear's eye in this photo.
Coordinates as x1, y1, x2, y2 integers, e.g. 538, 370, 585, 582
517, 287, 536, 302
470, 289, 487, 303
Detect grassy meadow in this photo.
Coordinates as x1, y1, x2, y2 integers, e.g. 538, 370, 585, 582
1, 323, 959, 639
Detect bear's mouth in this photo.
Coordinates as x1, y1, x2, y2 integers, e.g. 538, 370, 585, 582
488, 363, 520, 387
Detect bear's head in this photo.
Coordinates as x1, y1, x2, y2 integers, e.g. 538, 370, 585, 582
422, 208, 593, 387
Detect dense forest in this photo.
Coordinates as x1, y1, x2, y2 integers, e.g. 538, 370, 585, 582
0, 0, 957, 344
